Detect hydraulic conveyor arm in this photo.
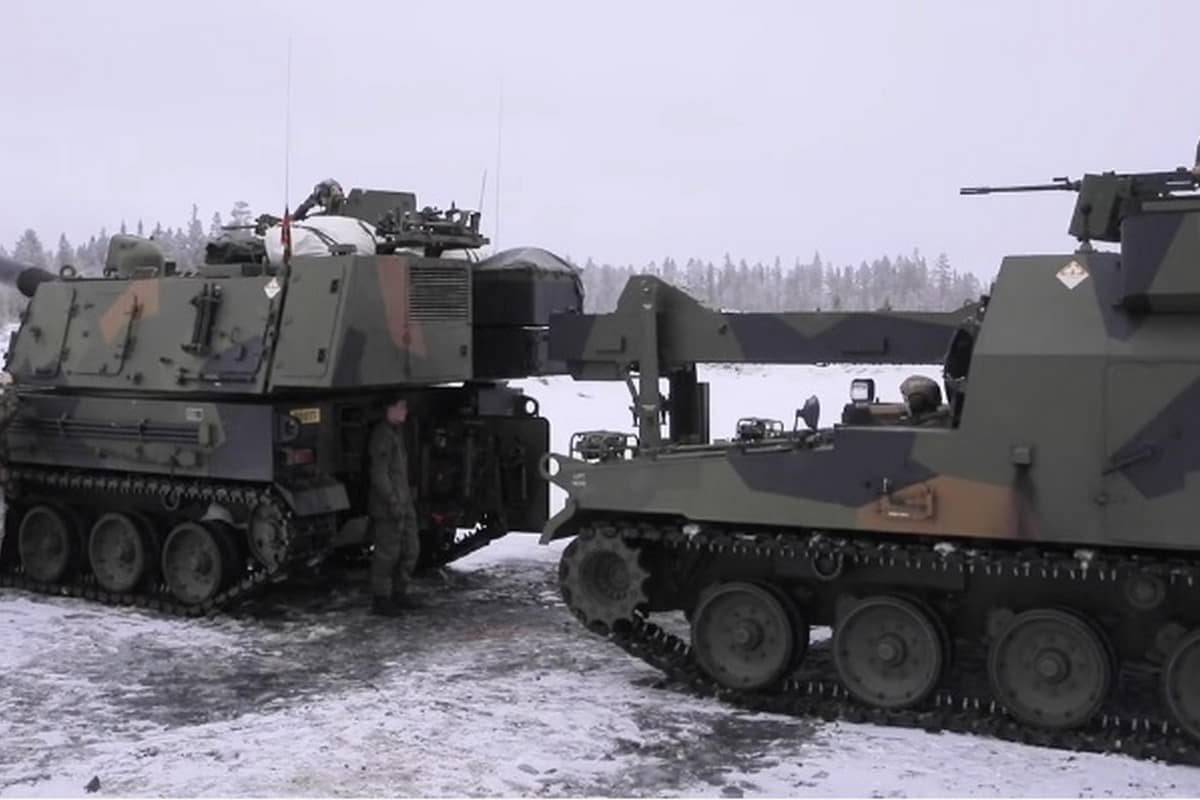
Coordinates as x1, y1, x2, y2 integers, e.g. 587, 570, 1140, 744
548, 275, 978, 447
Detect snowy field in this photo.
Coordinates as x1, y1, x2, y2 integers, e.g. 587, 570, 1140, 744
2, 367, 1200, 796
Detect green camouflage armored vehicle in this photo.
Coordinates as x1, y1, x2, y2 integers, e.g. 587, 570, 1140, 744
0, 187, 581, 614
542, 162, 1200, 761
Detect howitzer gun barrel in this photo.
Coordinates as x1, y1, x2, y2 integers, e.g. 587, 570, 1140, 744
0, 255, 55, 299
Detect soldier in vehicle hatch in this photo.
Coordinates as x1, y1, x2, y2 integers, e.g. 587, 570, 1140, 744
294, 178, 346, 221
368, 399, 422, 616
1194, 139, 1200, 177
900, 374, 949, 427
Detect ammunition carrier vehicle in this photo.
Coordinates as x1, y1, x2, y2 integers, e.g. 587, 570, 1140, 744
543, 162, 1200, 762
0, 188, 581, 615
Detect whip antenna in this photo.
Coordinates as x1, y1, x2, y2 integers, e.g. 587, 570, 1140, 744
280, 37, 294, 268
284, 37, 293, 206
494, 76, 504, 249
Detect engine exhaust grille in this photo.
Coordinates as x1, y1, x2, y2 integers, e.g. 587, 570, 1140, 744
410, 264, 470, 321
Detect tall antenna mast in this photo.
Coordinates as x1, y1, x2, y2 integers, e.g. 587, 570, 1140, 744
477, 169, 488, 218
493, 76, 504, 249
284, 37, 293, 208
280, 36, 294, 269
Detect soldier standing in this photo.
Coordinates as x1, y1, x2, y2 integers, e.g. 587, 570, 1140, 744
294, 178, 347, 221
368, 399, 422, 616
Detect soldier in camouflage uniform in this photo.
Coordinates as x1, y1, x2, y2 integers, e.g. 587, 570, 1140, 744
294, 178, 347, 221
368, 399, 422, 616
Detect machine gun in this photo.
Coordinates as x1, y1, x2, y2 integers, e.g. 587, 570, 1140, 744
962, 167, 1200, 244
219, 213, 283, 238
960, 176, 1081, 195
375, 203, 489, 256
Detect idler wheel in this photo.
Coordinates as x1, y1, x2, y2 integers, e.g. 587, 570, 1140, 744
691, 582, 803, 690
1163, 629, 1200, 742
833, 595, 945, 709
162, 521, 234, 606
988, 608, 1112, 730
88, 512, 154, 593
558, 528, 649, 632
18, 504, 82, 583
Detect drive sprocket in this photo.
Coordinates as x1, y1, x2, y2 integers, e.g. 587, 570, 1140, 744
559, 526, 650, 632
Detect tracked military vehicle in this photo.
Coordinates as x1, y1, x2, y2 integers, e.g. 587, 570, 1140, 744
0, 188, 581, 614
542, 163, 1200, 762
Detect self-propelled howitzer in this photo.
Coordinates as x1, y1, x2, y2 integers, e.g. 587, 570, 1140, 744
541, 161, 1200, 762
0, 187, 582, 614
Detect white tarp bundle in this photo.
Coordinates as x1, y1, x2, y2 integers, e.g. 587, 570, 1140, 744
263, 216, 378, 264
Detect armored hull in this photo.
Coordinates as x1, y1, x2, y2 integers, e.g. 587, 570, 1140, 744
543, 167, 1200, 761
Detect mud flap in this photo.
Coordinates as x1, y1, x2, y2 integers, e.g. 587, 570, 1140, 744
479, 415, 550, 533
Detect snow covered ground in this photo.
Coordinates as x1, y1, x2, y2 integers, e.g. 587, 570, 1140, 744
2, 368, 1200, 796
2, 536, 1198, 798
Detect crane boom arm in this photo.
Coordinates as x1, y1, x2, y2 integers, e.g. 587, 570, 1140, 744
550, 275, 975, 377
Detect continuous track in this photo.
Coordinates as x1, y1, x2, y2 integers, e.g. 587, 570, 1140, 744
0, 466, 328, 617
563, 522, 1200, 765
0, 466, 511, 616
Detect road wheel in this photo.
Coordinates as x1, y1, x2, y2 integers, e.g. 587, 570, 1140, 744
833, 595, 945, 709
988, 608, 1112, 730
18, 504, 81, 584
691, 581, 800, 690
88, 512, 154, 593
162, 521, 231, 605
1163, 628, 1200, 742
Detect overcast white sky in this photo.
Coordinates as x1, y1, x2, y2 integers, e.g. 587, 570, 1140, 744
2, 0, 1197, 277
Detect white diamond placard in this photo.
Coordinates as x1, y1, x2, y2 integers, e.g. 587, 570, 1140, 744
264, 277, 282, 299
1056, 260, 1089, 290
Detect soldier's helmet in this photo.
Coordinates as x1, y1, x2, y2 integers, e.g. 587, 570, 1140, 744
900, 375, 942, 416
316, 179, 346, 211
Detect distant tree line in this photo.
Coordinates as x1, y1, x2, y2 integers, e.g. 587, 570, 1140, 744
577, 252, 983, 313
1, 204, 984, 324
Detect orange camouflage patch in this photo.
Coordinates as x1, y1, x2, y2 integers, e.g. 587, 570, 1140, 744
99, 279, 160, 345
375, 255, 427, 358
854, 475, 1040, 540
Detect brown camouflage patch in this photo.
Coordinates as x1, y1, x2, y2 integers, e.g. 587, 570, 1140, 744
99, 278, 160, 345
376, 255, 427, 358
854, 475, 1039, 540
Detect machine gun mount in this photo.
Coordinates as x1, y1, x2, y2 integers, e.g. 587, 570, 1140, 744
962, 166, 1200, 245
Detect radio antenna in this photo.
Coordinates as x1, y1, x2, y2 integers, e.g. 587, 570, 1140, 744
280, 36, 294, 268
493, 76, 504, 249
284, 37, 293, 209
477, 169, 488, 218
